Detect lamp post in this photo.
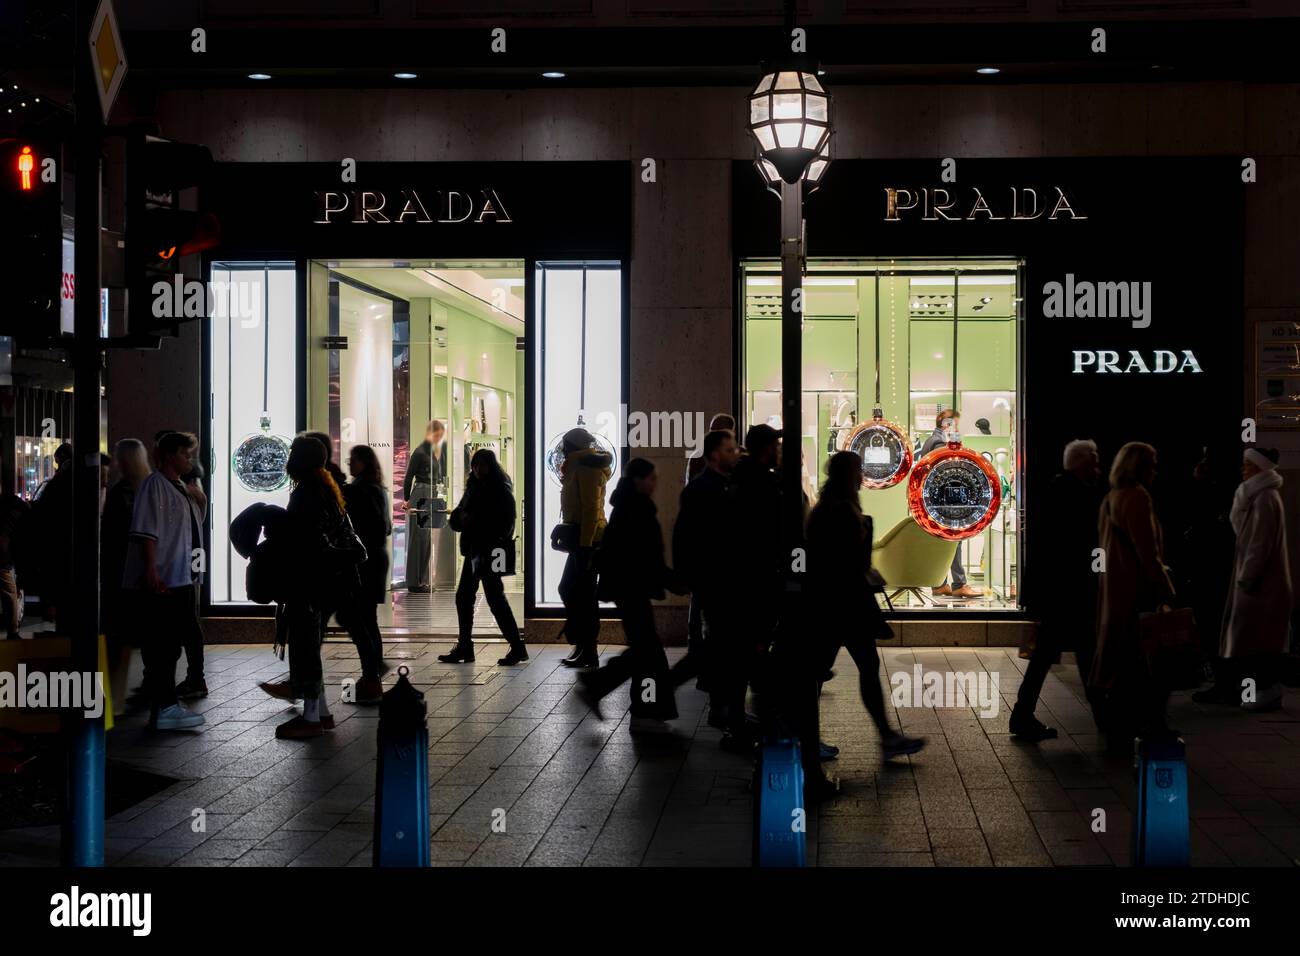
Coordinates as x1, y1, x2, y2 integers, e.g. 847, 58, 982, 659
746, 65, 832, 591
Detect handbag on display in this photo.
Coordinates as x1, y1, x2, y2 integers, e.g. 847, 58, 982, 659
1137, 606, 1202, 690
550, 522, 579, 553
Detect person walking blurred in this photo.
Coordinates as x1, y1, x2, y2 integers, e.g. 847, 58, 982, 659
1091, 441, 1177, 750
338, 444, 391, 704
1011, 438, 1104, 741
0, 477, 30, 639
576, 458, 684, 734
557, 428, 612, 669
102, 439, 151, 711
1194, 447, 1293, 711
438, 448, 527, 666
123, 431, 207, 731
684, 412, 736, 690
808, 452, 925, 764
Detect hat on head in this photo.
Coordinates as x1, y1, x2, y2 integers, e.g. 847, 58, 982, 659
1244, 447, 1279, 471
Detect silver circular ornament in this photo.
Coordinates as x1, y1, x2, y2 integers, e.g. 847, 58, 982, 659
232, 430, 290, 493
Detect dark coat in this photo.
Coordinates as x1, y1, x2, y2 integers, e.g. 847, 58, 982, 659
403, 440, 445, 500
231, 502, 291, 604
343, 480, 391, 605
597, 478, 672, 603
805, 494, 892, 645
31, 466, 73, 606
672, 466, 738, 599
286, 480, 351, 603
731, 454, 782, 592
1029, 471, 1103, 633
100, 480, 135, 632
449, 474, 515, 559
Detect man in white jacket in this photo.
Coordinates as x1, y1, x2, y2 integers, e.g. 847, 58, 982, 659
1194, 447, 1293, 711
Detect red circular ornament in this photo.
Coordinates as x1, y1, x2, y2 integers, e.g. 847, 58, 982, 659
907, 440, 1002, 540
844, 412, 913, 490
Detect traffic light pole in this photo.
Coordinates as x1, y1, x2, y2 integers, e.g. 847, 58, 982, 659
65, 0, 105, 867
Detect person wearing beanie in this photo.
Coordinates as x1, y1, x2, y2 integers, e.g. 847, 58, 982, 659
1194, 447, 1293, 711
557, 427, 613, 668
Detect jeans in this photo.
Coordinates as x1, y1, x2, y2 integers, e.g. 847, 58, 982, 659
582, 597, 676, 720
558, 548, 599, 654
180, 583, 204, 683
455, 556, 521, 648
945, 548, 967, 589
136, 585, 201, 710
287, 601, 324, 700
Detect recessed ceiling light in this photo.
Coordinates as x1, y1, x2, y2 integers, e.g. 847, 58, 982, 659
248, 73, 272, 81
394, 72, 417, 80
541, 71, 565, 79
976, 67, 1000, 75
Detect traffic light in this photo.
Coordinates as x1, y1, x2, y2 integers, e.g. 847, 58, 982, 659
126, 131, 221, 330
0, 136, 62, 339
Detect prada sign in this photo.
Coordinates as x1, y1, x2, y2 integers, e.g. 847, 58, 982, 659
884, 186, 1085, 222
314, 188, 512, 224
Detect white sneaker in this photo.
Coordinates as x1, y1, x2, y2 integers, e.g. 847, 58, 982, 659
155, 703, 206, 730
629, 716, 673, 735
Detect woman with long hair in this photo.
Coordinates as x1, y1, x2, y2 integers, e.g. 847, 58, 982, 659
271, 434, 361, 739
1092, 441, 1177, 748
576, 458, 684, 734
807, 451, 925, 760
438, 448, 526, 665
338, 444, 391, 704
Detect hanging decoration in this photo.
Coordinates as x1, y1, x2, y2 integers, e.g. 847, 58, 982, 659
847, 271, 911, 489
231, 278, 290, 493
907, 436, 1001, 540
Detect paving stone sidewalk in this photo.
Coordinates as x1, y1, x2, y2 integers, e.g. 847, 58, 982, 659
2, 640, 1297, 867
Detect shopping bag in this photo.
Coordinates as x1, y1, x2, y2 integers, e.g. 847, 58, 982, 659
1137, 607, 1202, 690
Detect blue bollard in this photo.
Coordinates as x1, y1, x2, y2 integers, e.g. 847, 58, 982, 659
754, 738, 807, 867
373, 666, 430, 867
1132, 734, 1190, 867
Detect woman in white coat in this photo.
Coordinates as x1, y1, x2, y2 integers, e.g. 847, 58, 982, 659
1195, 447, 1293, 711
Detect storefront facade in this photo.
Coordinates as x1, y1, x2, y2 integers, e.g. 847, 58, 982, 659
199, 161, 630, 627
98, 80, 1298, 642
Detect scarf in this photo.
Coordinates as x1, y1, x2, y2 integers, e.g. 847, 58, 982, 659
1229, 468, 1283, 536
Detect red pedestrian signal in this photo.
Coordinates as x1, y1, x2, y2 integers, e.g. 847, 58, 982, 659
18, 145, 34, 190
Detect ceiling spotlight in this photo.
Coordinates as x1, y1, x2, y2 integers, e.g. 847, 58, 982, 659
394, 72, 417, 80
542, 71, 565, 79
248, 73, 272, 80
976, 67, 1001, 75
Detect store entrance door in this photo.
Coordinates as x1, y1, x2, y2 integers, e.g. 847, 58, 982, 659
307, 259, 526, 635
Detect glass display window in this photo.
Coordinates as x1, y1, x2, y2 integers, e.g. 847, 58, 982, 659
741, 258, 1023, 611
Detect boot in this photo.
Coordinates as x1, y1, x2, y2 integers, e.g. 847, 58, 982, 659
1009, 706, 1058, 742
498, 644, 529, 666
438, 641, 475, 663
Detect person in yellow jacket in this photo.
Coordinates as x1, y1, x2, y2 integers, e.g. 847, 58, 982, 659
558, 428, 612, 668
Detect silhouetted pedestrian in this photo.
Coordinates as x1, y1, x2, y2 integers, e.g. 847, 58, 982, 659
102, 439, 151, 710
684, 412, 735, 691
439, 448, 526, 666
576, 459, 684, 734
1011, 438, 1104, 740
671, 429, 744, 743
338, 444, 391, 704
403, 419, 446, 592
808, 451, 925, 763
267, 435, 364, 739
0, 477, 30, 639
1092, 441, 1176, 750
557, 428, 612, 669
1195, 447, 1293, 711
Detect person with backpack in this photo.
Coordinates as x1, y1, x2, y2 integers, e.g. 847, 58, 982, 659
438, 448, 526, 666
268, 435, 366, 740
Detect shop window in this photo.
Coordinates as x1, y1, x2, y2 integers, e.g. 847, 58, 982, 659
533, 262, 623, 608
208, 263, 298, 604
741, 259, 1022, 611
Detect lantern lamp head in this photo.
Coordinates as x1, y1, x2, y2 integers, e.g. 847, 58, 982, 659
747, 67, 832, 184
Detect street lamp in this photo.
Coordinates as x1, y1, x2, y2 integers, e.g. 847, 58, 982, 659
746, 60, 835, 807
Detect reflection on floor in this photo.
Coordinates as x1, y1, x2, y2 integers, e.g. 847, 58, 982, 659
374, 586, 526, 636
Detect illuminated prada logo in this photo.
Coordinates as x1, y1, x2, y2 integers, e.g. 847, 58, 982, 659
313, 188, 512, 224
1072, 350, 1202, 374
884, 186, 1085, 221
